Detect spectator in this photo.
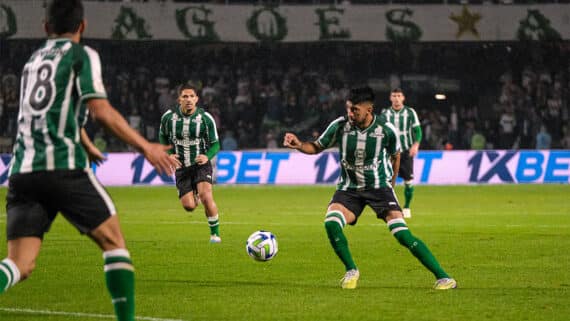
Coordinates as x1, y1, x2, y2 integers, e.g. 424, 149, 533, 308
536, 124, 552, 150
222, 130, 238, 151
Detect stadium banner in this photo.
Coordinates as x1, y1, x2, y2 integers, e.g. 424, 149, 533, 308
1, 2, 569, 42
1, 150, 569, 186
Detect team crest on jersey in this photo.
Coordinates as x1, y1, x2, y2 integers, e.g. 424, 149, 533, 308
172, 114, 179, 121
192, 114, 202, 123
369, 126, 384, 138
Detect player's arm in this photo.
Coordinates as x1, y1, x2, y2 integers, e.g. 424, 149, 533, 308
80, 128, 106, 166
86, 98, 178, 175
390, 152, 400, 188
158, 114, 182, 168
283, 133, 324, 155
196, 112, 220, 165
385, 122, 401, 187
409, 109, 422, 157
410, 126, 422, 157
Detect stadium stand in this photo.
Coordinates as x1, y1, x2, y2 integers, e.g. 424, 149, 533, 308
1, 41, 568, 152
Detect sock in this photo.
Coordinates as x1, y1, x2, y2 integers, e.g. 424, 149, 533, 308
104, 249, 135, 321
0, 258, 21, 294
404, 182, 414, 208
208, 214, 220, 236
387, 218, 449, 279
324, 211, 357, 271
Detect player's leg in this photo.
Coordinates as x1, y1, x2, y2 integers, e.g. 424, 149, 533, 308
324, 191, 364, 289
195, 162, 220, 243
197, 181, 220, 243
0, 237, 40, 293
2, 173, 54, 293
61, 170, 134, 321
400, 151, 414, 217
89, 216, 135, 321
176, 168, 198, 212
384, 210, 456, 289
180, 192, 198, 212
325, 202, 357, 272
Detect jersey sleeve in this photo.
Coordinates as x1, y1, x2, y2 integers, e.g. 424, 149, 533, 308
409, 108, 422, 143
384, 123, 401, 155
159, 111, 172, 151
77, 45, 107, 101
316, 116, 344, 149
203, 112, 219, 145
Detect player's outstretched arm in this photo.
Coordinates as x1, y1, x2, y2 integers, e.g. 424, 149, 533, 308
80, 128, 106, 166
283, 132, 323, 155
87, 98, 177, 175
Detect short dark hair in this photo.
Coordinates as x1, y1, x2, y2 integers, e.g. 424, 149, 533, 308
45, 0, 84, 35
348, 86, 375, 105
391, 88, 404, 94
177, 83, 199, 96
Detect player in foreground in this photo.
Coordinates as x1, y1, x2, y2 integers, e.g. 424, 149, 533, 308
0, 1, 178, 321
283, 86, 456, 290
381, 88, 422, 218
159, 84, 222, 243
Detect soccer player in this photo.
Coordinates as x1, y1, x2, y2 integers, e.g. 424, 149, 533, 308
381, 88, 422, 218
159, 84, 222, 243
283, 86, 456, 290
0, 1, 179, 321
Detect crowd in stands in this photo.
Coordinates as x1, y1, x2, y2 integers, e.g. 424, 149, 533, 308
1, 40, 569, 153
85, 0, 570, 5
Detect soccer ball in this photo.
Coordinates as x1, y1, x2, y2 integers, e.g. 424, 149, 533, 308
246, 230, 278, 261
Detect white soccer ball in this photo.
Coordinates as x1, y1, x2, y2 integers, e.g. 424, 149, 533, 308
246, 230, 278, 261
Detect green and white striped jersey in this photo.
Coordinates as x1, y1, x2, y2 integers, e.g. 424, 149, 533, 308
381, 106, 421, 151
159, 107, 219, 167
316, 115, 400, 191
9, 38, 107, 176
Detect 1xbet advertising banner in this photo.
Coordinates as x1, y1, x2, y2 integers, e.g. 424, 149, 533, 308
1, 150, 569, 187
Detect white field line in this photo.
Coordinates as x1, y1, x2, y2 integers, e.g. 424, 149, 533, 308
0, 307, 188, 321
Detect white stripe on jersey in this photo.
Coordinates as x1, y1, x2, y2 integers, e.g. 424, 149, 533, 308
203, 111, 219, 142
182, 117, 191, 167
373, 129, 382, 189
340, 128, 350, 190
86, 168, 116, 215
355, 131, 366, 190
58, 72, 76, 170
402, 110, 409, 148
82, 46, 106, 97
194, 114, 201, 139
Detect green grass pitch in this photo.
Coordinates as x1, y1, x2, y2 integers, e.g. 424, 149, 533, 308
0, 184, 569, 321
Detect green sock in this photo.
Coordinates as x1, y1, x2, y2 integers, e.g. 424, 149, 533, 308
325, 211, 357, 271
404, 183, 414, 208
0, 259, 21, 294
104, 249, 135, 321
387, 219, 449, 279
208, 214, 220, 236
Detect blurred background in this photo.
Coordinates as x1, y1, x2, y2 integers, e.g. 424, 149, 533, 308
1, 0, 569, 154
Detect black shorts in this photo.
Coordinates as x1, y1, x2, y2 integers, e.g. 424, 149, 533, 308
329, 188, 402, 224
175, 162, 213, 198
398, 150, 414, 181
5, 170, 116, 240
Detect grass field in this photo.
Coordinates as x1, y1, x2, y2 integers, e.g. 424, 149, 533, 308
0, 184, 569, 321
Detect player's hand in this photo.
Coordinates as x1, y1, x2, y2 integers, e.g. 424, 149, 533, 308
195, 154, 208, 165
169, 154, 182, 169
409, 143, 419, 157
283, 132, 301, 149
85, 145, 106, 166
142, 143, 178, 176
